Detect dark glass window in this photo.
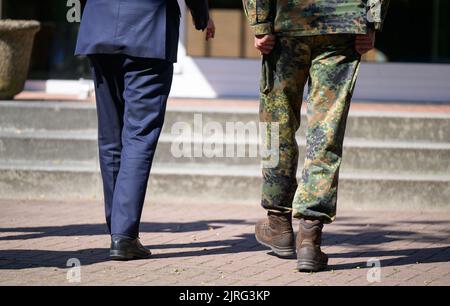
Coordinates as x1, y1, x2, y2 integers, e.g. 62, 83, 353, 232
198, 0, 450, 64
1, 0, 90, 79
1, 0, 448, 80
377, 0, 450, 63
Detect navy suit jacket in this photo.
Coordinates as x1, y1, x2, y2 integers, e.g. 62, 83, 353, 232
75, 0, 209, 62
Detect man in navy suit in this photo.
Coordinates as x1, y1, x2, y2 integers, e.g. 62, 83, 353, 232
75, 0, 213, 260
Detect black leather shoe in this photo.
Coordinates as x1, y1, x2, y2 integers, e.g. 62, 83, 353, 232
110, 237, 151, 261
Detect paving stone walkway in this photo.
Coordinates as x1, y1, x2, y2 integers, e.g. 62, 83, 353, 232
0, 200, 449, 286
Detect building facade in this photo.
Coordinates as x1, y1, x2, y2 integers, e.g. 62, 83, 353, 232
1, 0, 450, 101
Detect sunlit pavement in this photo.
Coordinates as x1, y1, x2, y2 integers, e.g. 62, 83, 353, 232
0, 200, 449, 286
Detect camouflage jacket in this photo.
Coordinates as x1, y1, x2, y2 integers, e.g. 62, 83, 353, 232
243, 0, 390, 36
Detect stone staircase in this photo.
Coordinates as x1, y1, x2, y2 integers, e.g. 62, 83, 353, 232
0, 100, 449, 209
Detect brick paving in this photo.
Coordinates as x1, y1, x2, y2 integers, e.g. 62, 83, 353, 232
0, 200, 449, 286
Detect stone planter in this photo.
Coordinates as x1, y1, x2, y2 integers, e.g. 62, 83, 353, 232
0, 20, 40, 100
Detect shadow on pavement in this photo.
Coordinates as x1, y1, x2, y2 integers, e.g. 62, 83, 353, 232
0, 219, 252, 241
0, 217, 449, 271
328, 246, 450, 271
0, 232, 264, 270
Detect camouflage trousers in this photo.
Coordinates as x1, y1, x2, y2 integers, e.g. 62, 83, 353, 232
260, 34, 361, 224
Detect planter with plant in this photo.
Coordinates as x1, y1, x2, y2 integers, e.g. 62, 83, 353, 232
0, 19, 40, 100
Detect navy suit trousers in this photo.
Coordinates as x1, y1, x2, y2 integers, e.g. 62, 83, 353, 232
89, 54, 173, 238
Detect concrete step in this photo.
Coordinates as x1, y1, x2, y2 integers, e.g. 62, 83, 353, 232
1, 130, 449, 174
1, 101, 449, 142
0, 130, 98, 163
155, 135, 450, 175
0, 161, 448, 209
0, 101, 97, 131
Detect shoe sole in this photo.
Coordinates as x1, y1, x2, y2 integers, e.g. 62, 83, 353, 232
297, 259, 328, 272
109, 250, 151, 261
255, 234, 295, 258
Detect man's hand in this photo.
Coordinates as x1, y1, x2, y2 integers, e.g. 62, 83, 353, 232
355, 29, 376, 55
205, 18, 215, 41
255, 34, 276, 55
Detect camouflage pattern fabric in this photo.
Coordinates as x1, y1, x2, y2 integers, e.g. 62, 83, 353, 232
260, 35, 361, 223
243, 0, 390, 36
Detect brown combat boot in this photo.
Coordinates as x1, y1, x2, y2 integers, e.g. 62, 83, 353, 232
255, 211, 295, 258
296, 219, 328, 272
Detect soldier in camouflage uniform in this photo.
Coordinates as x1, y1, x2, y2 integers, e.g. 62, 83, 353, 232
243, 0, 389, 272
